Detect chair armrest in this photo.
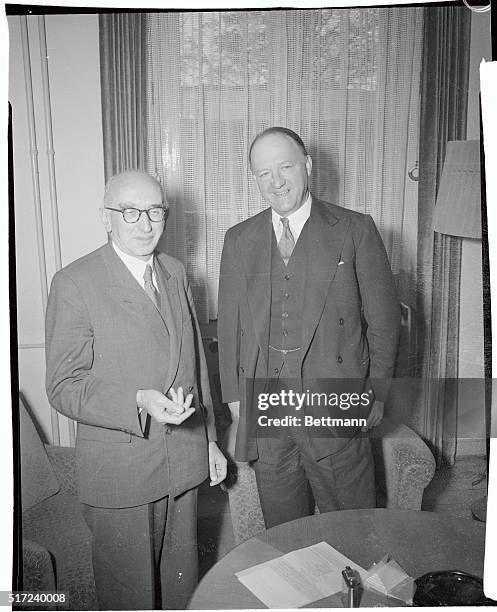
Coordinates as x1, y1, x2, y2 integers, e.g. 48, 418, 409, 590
22, 539, 56, 592
373, 419, 436, 510
44, 445, 77, 496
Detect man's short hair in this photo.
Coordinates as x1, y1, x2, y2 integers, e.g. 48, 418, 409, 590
249, 127, 308, 166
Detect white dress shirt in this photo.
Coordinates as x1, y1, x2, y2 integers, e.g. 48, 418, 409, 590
112, 242, 158, 290
272, 192, 312, 243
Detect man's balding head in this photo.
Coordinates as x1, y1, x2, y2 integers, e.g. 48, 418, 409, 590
101, 170, 166, 261
104, 170, 164, 209
249, 127, 308, 169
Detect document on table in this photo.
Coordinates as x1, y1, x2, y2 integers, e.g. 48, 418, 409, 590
235, 541, 367, 609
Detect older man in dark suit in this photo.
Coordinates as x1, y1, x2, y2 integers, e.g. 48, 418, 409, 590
45, 170, 227, 610
218, 127, 400, 528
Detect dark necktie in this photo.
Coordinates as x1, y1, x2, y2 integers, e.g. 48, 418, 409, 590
278, 217, 295, 265
143, 264, 160, 311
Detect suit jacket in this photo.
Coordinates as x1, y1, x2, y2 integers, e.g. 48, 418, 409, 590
45, 243, 216, 508
217, 198, 401, 462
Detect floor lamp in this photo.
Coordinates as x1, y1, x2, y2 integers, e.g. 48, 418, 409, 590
433, 140, 486, 521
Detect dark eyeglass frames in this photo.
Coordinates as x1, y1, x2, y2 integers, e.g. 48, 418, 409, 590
105, 206, 168, 224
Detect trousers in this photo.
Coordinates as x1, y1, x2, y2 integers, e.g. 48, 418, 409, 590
254, 429, 375, 529
82, 488, 198, 610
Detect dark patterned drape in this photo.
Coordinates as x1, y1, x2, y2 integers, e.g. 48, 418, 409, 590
417, 6, 471, 464
99, 13, 147, 180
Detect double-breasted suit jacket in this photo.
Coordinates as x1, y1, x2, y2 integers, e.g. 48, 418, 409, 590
218, 198, 401, 462
45, 243, 216, 509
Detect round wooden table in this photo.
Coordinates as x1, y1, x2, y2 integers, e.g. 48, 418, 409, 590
188, 509, 485, 609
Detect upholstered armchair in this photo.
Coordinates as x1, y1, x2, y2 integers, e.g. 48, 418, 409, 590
223, 418, 436, 545
20, 399, 97, 610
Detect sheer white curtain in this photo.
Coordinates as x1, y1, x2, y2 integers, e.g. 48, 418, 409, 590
146, 8, 423, 323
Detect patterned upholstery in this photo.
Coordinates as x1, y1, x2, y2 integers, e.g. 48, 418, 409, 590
23, 486, 97, 611
22, 539, 56, 592
373, 422, 436, 510
22, 423, 98, 611
45, 446, 78, 496
224, 462, 266, 545
225, 419, 436, 545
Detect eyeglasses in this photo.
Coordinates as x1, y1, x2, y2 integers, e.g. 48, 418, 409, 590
105, 206, 167, 224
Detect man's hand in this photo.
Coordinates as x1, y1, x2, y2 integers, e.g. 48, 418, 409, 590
136, 387, 195, 425
361, 399, 384, 432
166, 386, 192, 413
208, 442, 228, 487
221, 401, 240, 459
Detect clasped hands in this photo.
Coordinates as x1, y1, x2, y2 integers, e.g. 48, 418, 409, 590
136, 386, 195, 425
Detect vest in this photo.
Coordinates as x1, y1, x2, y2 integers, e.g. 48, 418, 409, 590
268, 220, 310, 382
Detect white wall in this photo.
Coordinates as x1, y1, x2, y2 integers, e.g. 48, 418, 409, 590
10, 15, 105, 444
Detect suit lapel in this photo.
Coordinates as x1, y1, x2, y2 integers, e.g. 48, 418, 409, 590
155, 256, 183, 392
240, 210, 272, 369
301, 199, 349, 358
102, 244, 171, 349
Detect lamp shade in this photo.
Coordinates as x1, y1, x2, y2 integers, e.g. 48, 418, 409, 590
433, 140, 481, 239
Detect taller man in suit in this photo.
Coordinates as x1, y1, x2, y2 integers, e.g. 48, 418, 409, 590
218, 127, 400, 528
45, 170, 227, 610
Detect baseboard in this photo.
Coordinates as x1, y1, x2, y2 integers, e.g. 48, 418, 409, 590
456, 437, 487, 457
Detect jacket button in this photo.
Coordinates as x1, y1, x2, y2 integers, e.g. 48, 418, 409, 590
282, 312, 289, 318
339, 318, 345, 325
239, 366, 245, 373
285, 274, 291, 280
282, 330, 288, 337
284, 293, 290, 299
337, 355, 343, 364
240, 329, 244, 336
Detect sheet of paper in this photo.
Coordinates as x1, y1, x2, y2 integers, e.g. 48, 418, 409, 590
235, 541, 366, 608
365, 558, 410, 593
376, 559, 410, 592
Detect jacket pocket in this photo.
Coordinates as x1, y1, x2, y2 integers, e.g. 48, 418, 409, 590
77, 424, 132, 444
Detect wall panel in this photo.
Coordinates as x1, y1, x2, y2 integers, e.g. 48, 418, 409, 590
9, 14, 105, 443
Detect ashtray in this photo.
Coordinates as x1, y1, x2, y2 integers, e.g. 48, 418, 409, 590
414, 570, 491, 606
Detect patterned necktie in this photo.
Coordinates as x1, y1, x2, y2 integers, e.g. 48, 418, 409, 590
143, 264, 160, 311
278, 217, 295, 265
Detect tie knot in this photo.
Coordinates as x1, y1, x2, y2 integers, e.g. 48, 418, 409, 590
280, 217, 290, 230
144, 263, 154, 284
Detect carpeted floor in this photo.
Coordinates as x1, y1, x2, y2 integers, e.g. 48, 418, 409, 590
422, 454, 487, 519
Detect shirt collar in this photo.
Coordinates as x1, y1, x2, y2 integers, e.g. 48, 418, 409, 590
111, 241, 154, 288
272, 192, 312, 242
